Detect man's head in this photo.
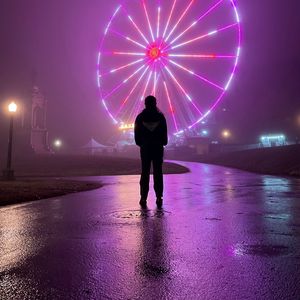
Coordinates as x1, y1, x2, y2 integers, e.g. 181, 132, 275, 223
145, 95, 157, 109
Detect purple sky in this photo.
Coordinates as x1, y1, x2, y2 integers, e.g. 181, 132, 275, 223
0, 0, 300, 146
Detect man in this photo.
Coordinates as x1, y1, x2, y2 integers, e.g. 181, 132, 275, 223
134, 95, 168, 207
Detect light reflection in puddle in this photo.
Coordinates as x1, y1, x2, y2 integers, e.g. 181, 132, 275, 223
231, 243, 289, 257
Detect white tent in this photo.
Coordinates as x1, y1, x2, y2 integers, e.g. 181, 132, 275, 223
81, 139, 114, 154
82, 139, 108, 149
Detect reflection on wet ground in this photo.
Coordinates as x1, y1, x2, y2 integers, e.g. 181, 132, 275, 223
0, 161, 300, 299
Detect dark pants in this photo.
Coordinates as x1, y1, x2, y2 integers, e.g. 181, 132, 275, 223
140, 145, 164, 199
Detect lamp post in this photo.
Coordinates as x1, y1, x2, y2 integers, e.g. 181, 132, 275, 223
3, 102, 17, 181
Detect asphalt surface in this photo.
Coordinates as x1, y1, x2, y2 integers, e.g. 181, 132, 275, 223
1, 161, 300, 300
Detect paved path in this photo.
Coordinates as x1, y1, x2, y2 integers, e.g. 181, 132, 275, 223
1, 161, 300, 299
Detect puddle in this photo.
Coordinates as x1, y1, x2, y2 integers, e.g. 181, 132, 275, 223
232, 243, 289, 257
109, 209, 171, 219
205, 217, 222, 221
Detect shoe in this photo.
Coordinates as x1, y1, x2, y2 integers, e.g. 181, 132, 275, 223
156, 197, 163, 208
139, 197, 147, 207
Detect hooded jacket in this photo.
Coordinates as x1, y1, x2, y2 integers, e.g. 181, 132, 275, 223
134, 108, 168, 147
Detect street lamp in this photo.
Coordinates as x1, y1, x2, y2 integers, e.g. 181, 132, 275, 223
54, 139, 62, 148
222, 129, 231, 139
2, 101, 18, 180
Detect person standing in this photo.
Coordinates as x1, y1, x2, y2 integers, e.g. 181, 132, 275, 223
134, 95, 168, 207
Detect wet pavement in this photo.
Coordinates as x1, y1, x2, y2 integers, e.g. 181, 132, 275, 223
1, 161, 300, 299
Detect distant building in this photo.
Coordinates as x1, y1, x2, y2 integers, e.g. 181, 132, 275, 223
260, 135, 286, 148
30, 86, 52, 154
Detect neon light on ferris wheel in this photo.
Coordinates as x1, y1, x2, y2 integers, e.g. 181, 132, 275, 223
97, 0, 241, 135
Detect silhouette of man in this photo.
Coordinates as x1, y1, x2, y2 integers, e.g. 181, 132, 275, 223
134, 95, 168, 207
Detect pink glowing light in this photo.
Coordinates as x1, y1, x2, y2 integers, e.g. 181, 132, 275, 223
148, 46, 161, 60
169, 0, 224, 45
97, 0, 241, 135
132, 70, 153, 119
168, 54, 236, 59
170, 23, 238, 51
162, 0, 177, 38
164, 65, 203, 115
127, 14, 150, 44
157, 7, 161, 39
103, 63, 147, 100
99, 58, 145, 77
167, 58, 224, 90
111, 29, 147, 49
143, 1, 155, 42
112, 51, 145, 56
116, 65, 150, 116
165, 0, 195, 42
164, 81, 179, 132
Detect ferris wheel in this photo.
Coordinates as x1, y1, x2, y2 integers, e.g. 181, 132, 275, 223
97, 0, 241, 135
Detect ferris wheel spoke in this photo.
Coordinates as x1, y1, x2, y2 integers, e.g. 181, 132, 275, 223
152, 65, 158, 96
170, 23, 238, 51
169, 0, 224, 46
142, 0, 155, 42
167, 58, 224, 91
162, 0, 177, 39
99, 58, 145, 77
165, 0, 195, 42
159, 64, 195, 128
122, 6, 150, 45
131, 70, 153, 121
188, 93, 224, 130
163, 81, 179, 132
157, 6, 161, 39
103, 63, 147, 100
163, 65, 203, 115
109, 28, 147, 49
111, 51, 146, 57
116, 65, 150, 117
169, 53, 236, 59
129, 71, 153, 119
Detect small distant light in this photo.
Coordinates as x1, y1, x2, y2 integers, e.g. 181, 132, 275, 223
202, 130, 208, 136
208, 30, 217, 36
222, 130, 231, 138
8, 102, 17, 113
119, 123, 134, 130
54, 140, 62, 148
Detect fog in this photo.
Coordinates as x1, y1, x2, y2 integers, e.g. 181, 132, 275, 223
0, 0, 300, 154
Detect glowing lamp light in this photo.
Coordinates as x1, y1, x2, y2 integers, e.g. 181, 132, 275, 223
8, 102, 17, 113
2, 100, 18, 180
54, 139, 62, 148
222, 130, 231, 138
